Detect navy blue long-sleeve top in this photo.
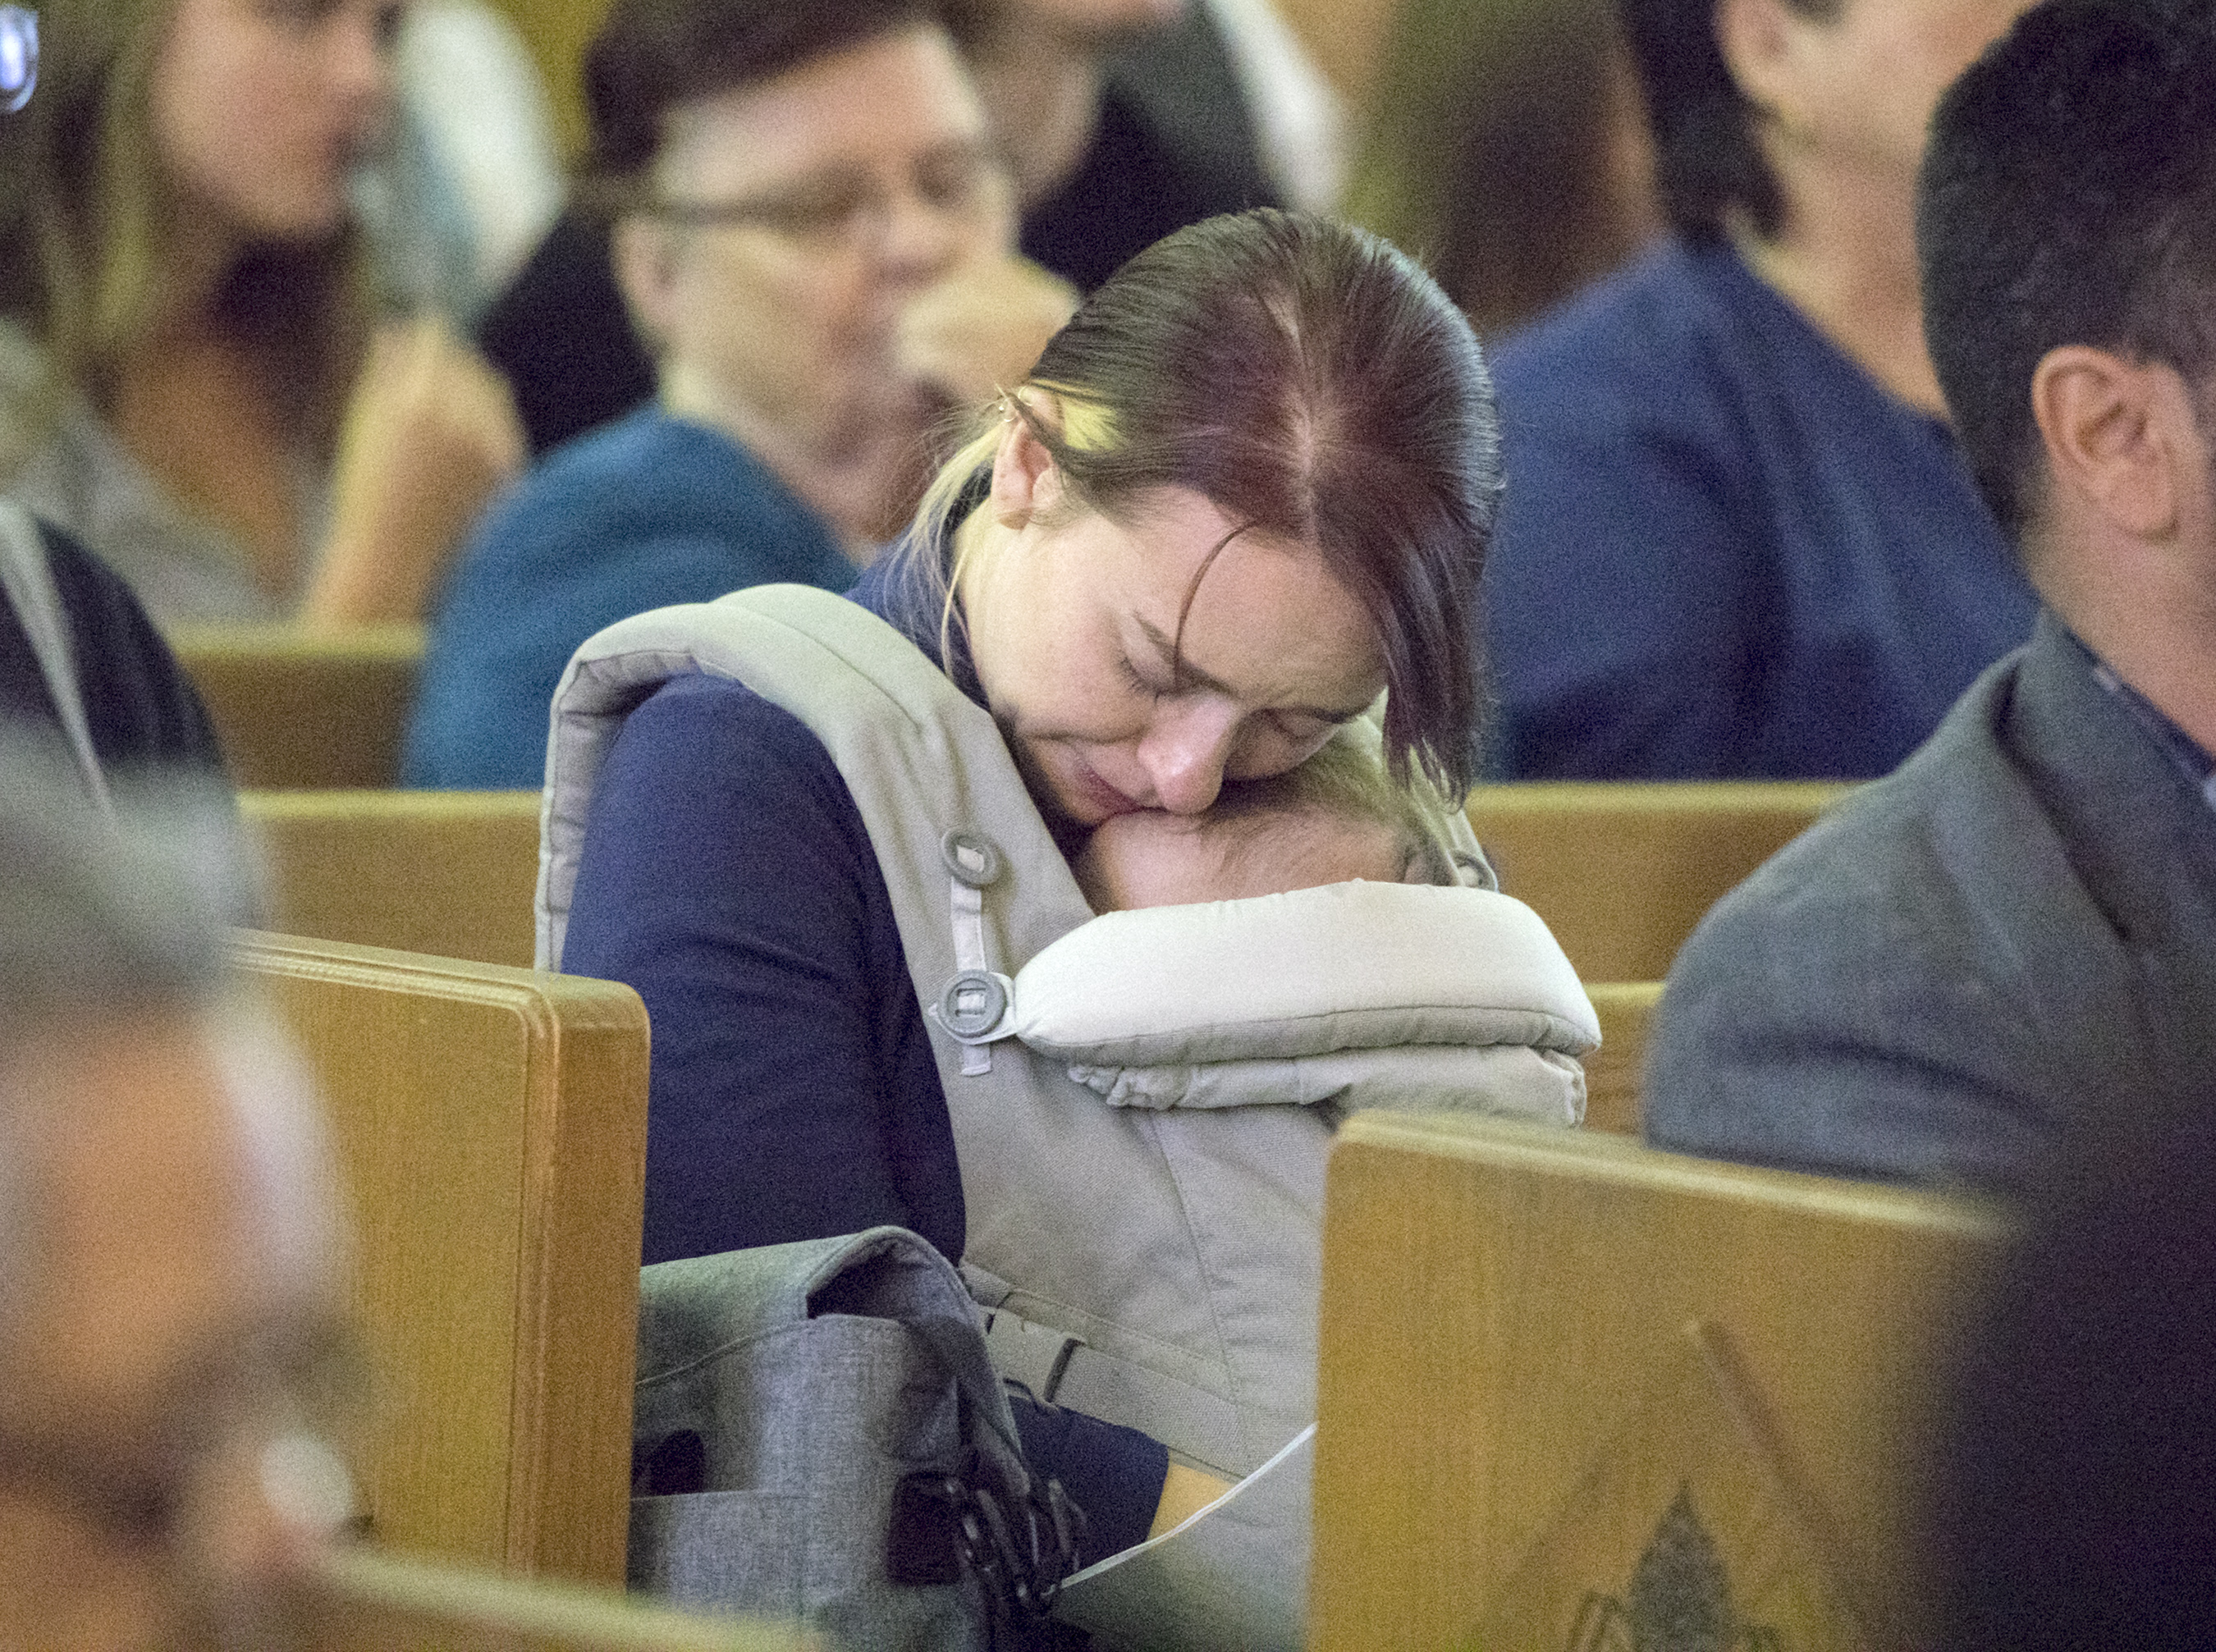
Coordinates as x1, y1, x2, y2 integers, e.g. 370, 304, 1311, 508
1481, 238, 2040, 780
559, 556, 1164, 1557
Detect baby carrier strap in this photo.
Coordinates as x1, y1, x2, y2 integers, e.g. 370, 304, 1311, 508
543, 587, 1294, 1463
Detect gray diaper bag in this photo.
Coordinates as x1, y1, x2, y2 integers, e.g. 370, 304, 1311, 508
627, 1226, 1083, 1650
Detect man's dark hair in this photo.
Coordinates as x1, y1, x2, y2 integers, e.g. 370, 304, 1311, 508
1617, 0, 1840, 240
582, 0, 966, 185
1918, 0, 2216, 542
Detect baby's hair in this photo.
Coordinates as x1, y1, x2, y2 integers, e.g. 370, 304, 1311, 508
1199, 726, 1463, 889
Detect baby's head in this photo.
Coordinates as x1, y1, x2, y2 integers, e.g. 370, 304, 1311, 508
1074, 734, 1462, 913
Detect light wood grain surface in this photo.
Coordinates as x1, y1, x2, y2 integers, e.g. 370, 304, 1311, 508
1312, 1115, 2003, 1650
172, 624, 424, 790
1581, 980, 1660, 1137
1468, 781, 1851, 983
245, 789, 544, 967
236, 931, 650, 1586
304, 1547, 817, 1651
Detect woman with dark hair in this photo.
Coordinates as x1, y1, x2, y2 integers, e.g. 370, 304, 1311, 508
0, 0, 523, 626
546, 208, 1498, 1628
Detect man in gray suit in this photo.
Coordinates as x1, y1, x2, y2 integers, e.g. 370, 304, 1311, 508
1644, 0, 2216, 1192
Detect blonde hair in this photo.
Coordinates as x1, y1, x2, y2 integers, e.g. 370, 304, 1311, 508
0, 0, 364, 477
1197, 726, 1463, 889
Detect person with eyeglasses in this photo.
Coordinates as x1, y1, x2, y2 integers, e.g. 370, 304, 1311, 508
404, 0, 1075, 789
0, 745, 357, 1652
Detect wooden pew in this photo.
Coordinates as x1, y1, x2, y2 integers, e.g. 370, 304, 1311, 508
235, 931, 651, 1586
1467, 781, 1851, 982
172, 623, 424, 789
1582, 980, 1661, 1137
244, 789, 543, 967
304, 1548, 814, 1652
1311, 1115, 2003, 1651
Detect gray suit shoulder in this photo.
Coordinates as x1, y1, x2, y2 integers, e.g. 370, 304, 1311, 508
1643, 648, 2138, 1191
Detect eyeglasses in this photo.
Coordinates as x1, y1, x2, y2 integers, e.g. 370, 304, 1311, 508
647, 140, 1005, 254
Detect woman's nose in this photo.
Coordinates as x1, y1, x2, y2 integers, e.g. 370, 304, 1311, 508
1135, 702, 1238, 816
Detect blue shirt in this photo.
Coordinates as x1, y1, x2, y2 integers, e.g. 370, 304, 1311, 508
1481, 238, 2040, 780
405, 408, 857, 789
2086, 645, 2216, 817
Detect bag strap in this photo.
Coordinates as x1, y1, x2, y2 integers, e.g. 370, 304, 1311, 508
799, 1231, 1087, 1641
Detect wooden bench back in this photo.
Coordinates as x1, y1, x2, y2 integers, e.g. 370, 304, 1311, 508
301, 1549, 813, 1652
1581, 980, 1661, 1137
1467, 781, 1849, 982
1311, 1116, 2002, 1650
236, 931, 650, 1585
174, 624, 424, 789
245, 789, 543, 967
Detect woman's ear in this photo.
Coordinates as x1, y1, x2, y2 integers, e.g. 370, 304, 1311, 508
2031, 345, 2190, 542
988, 401, 1064, 529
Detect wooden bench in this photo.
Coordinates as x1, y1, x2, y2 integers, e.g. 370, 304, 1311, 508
236, 931, 651, 1586
244, 789, 543, 967
173, 624, 424, 789
1311, 1115, 2002, 1650
1467, 781, 1851, 982
1582, 980, 1661, 1137
304, 1548, 814, 1652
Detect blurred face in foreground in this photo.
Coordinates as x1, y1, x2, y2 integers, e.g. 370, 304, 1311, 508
0, 1009, 350, 1652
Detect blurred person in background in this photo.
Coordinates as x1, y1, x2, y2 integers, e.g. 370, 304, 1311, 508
0, 497, 227, 804
1645, 0, 2216, 1191
405, 0, 1076, 789
0, 748, 353, 1650
479, 0, 1290, 458
1477, 0, 2040, 780
1342, 0, 1661, 339
0, 0, 525, 628
357, 0, 566, 329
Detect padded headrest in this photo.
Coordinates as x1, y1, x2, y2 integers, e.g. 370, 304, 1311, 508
1008, 881, 1599, 1120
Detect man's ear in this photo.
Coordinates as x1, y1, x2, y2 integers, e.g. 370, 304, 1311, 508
1715, 0, 1806, 131
988, 400, 1064, 529
611, 215, 680, 357
2031, 346, 2191, 541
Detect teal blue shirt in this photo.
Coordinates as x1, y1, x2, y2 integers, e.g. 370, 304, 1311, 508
405, 408, 856, 788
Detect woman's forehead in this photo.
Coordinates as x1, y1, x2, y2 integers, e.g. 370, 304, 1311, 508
1092, 493, 1381, 706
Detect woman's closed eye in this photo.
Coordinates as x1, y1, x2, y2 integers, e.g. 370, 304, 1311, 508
1116, 652, 1174, 700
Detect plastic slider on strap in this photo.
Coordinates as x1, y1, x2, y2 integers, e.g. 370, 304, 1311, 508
939, 828, 1007, 1076
930, 968, 1018, 1047
941, 829, 1003, 888
982, 1311, 1088, 1406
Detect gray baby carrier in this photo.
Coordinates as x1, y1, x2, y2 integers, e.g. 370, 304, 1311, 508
541, 584, 1594, 1649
